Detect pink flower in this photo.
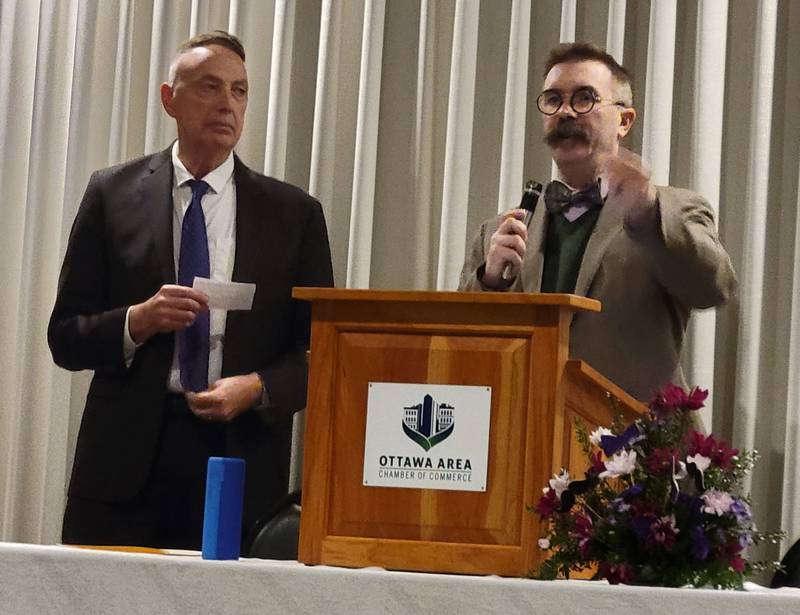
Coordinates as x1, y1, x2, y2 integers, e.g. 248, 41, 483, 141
650, 384, 708, 415
647, 515, 679, 550
687, 431, 739, 470
572, 512, 594, 558
538, 538, 551, 550
702, 489, 734, 516
588, 450, 605, 475
684, 387, 709, 410
730, 554, 746, 573
644, 448, 679, 476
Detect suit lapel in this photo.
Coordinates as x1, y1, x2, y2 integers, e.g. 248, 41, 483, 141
573, 200, 625, 297
140, 148, 175, 284
230, 156, 260, 284
517, 202, 548, 292
223, 157, 265, 376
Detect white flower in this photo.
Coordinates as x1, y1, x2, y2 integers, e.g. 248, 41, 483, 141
538, 538, 551, 550
687, 454, 711, 473
702, 489, 734, 516
674, 460, 687, 480
549, 469, 570, 497
599, 450, 637, 478
589, 426, 614, 446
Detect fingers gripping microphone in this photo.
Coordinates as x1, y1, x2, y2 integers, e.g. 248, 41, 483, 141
501, 180, 543, 281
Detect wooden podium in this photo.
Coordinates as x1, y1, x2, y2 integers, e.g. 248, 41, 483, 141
292, 288, 645, 577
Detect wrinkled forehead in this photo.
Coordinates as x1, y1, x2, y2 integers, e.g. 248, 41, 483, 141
542, 60, 615, 96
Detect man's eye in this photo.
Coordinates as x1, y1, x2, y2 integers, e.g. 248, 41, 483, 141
233, 87, 248, 97
543, 93, 561, 106
574, 89, 596, 104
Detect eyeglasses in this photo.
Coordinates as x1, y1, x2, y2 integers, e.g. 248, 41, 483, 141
537, 86, 628, 115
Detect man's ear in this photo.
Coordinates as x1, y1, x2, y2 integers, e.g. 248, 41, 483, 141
160, 82, 176, 118
618, 107, 636, 139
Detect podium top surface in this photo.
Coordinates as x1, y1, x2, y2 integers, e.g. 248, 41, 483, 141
292, 287, 600, 312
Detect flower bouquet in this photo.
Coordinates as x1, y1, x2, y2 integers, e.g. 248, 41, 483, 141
534, 384, 783, 588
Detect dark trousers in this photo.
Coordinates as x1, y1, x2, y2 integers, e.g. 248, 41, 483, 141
62, 395, 225, 550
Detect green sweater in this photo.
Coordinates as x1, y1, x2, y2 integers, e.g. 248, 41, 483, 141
540, 208, 601, 294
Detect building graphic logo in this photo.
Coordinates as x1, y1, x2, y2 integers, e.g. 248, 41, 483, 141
402, 394, 455, 451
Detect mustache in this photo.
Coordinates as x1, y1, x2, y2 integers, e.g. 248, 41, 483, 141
544, 119, 591, 146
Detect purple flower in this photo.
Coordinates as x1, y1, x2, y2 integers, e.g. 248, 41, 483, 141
620, 483, 644, 501
631, 513, 655, 539
738, 531, 753, 549
600, 423, 643, 456
677, 493, 704, 517
691, 526, 710, 560
730, 499, 752, 524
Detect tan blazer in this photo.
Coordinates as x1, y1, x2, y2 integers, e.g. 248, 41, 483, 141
459, 185, 736, 402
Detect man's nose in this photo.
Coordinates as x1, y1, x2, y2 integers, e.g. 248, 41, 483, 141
555, 102, 578, 119
217, 87, 236, 111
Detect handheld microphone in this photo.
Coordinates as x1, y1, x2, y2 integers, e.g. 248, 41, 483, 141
501, 180, 543, 282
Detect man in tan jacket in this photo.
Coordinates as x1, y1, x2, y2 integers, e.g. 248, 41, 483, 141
459, 43, 735, 402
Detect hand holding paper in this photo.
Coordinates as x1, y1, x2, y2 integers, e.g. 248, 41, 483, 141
193, 277, 255, 311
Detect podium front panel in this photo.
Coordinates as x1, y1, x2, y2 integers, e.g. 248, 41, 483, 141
294, 291, 594, 576
327, 330, 529, 545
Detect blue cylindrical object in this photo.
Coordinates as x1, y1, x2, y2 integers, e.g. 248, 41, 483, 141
202, 456, 246, 560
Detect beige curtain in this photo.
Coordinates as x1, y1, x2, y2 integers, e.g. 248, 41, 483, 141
1, 0, 798, 570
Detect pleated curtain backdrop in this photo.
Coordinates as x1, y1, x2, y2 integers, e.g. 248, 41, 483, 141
1, 0, 799, 571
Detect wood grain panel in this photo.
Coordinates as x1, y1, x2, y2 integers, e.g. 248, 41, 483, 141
327, 331, 530, 546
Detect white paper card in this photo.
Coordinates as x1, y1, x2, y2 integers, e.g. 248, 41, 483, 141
193, 277, 255, 311
362, 382, 491, 492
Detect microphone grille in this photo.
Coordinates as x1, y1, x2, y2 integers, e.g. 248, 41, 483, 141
520, 180, 543, 213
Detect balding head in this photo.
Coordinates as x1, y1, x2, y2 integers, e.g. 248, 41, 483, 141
160, 33, 248, 177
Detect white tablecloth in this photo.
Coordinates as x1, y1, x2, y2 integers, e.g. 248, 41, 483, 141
1, 542, 799, 614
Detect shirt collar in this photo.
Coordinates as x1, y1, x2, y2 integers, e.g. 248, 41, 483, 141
554, 175, 610, 200
171, 141, 235, 195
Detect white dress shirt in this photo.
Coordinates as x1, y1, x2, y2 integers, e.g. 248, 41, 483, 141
124, 142, 237, 392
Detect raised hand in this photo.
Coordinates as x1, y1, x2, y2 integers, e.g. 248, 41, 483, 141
600, 147, 658, 232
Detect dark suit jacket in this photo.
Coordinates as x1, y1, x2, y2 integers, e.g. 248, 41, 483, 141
48, 146, 333, 530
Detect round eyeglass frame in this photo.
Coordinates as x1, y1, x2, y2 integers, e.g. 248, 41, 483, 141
537, 87, 628, 116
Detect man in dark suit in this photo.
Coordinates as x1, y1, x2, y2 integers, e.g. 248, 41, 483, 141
48, 31, 333, 549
